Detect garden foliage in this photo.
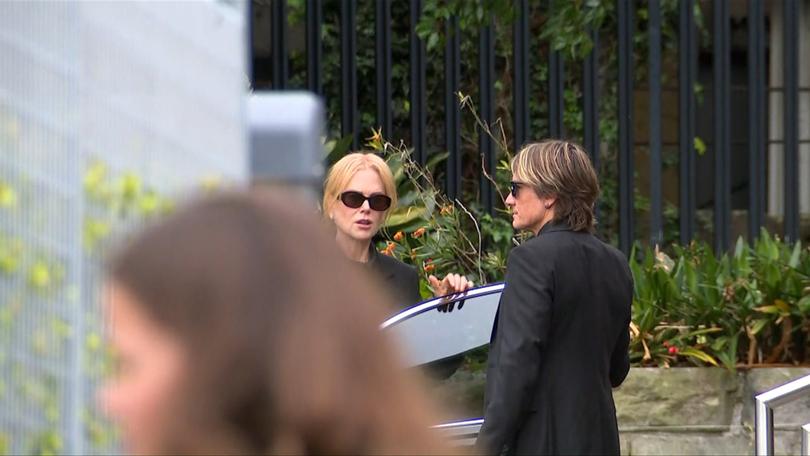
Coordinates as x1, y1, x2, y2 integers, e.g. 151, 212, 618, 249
351, 133, 810, 370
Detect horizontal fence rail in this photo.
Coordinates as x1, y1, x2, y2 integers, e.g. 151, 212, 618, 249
251, 0, 808, 251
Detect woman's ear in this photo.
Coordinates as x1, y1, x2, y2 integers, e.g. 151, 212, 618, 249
543, 196, 557, 209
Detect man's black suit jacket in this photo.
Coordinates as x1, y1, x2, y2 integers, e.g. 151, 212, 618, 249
476, 221, 633, 455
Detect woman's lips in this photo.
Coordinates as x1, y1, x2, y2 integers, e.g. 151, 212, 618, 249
356, 220, 372, 228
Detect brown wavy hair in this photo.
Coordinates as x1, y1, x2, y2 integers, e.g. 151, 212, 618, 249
109, 189, 450, 454
511, 139, 600, 233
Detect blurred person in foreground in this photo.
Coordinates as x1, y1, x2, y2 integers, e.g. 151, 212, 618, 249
100, 189, 453, 455
323, 152, 472, 308
475, 140, 632, 455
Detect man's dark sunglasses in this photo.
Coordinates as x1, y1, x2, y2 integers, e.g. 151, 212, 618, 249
340, 191, 392, 211
509, 181, 528, 198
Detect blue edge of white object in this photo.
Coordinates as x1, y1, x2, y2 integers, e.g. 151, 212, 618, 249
380, 282, 505, 433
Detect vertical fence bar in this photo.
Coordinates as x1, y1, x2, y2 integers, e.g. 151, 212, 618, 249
679, 0, 696, 244
783, 0, 799, 241
549, 51, 564, 138
271, 0, 288, 89
341, 0, 358, 149
410, 0, 427, 165
583, 29, 599, 169
713, 0, 731, 252
618, 0, 634, 255
649, 0, 663, 246
445, 16, 461, 200
306, 0, 322, 94
376, 0, 392, 136
479, 18, 496, 214
748, 0, 765, 240
513, 0, 530, 150
583, 27, 600, 223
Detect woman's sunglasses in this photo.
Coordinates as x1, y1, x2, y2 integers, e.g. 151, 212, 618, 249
339, 191, 392, 211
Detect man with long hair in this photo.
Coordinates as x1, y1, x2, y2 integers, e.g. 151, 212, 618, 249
476, 140, 632, 455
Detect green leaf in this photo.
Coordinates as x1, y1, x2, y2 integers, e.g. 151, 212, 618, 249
754, 305, 783, 315
711, 337, 728, 351
716, 335, 739, 371
28, 262, 52, 290
425, 151, 449, 174
83, 218, 111, 251
798, 295, 810, 313
427, 33, 439, 51
680, 347, 719, 366
118, 172, 142, 201
0, 238, 22, 274
86, 332, 102, 352
325, 134, 355, 166
137, 192, 161, 216
734, 236, 746, 259
750, 318, 770, 335
789, 241, 801, 268
683, 327, 723, 338
0, 182, 17, 208
384, 206, 428, 232
694, 137, 707, 155
83, 161, 108, 196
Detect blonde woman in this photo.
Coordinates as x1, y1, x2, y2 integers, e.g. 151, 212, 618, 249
323, 152, 472, 308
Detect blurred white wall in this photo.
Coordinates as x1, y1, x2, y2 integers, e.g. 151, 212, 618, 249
0, 2, 247, 454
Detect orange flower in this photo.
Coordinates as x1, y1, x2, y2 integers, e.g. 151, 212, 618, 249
393, 231, 404, 242
380, 241, 396, 256
365, 127, 384, 150
440, 205, 454, 216
412, 227, 427, 238
423, 260, 435, 273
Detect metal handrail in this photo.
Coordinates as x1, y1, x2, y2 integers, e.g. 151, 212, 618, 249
802, 423, 810, 456
754, 374, 810, 455
433, 418, 484, 447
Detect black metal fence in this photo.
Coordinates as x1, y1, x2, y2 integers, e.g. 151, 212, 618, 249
251, 0, 808, 254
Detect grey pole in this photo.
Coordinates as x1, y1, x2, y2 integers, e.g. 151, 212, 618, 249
755, 374, 810, 455
755, 398, 774, 456
248, 92, 325, 201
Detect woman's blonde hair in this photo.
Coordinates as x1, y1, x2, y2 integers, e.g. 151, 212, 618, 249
322, 152, 397, 219
511, 139, 600, 232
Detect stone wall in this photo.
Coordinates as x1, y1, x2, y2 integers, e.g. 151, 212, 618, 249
615, 367, 810, 455
432, 367, 810, 455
